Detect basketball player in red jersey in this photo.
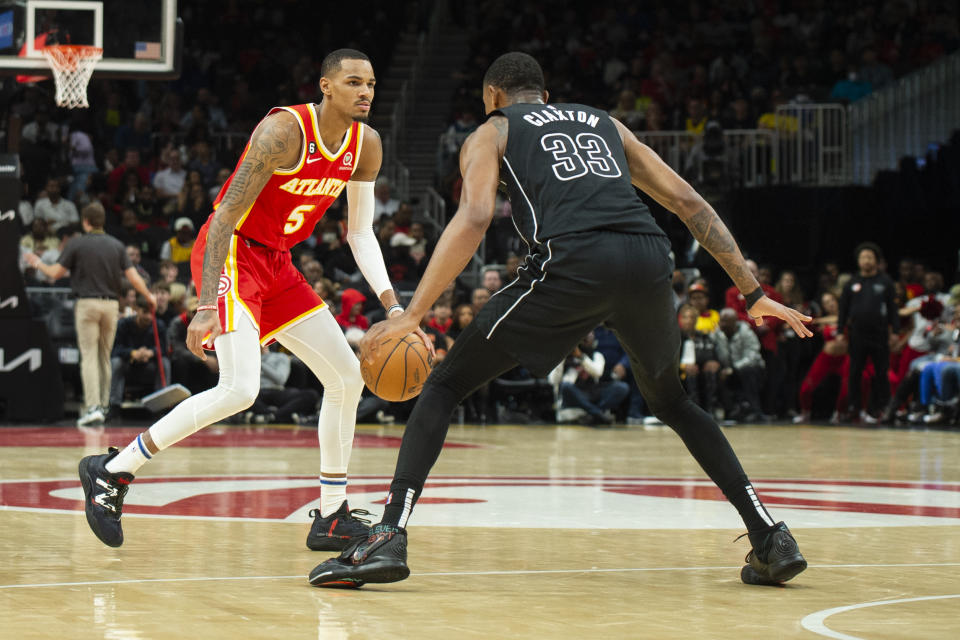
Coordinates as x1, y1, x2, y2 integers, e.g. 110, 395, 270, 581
78, 49, 428, 551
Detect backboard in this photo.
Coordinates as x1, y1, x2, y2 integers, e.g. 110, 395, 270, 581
0, 0, 180, 78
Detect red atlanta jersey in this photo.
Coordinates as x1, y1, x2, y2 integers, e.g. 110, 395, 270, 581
210, 103, 363, 251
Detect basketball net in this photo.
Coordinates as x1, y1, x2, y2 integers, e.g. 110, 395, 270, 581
40, 45, 102, 109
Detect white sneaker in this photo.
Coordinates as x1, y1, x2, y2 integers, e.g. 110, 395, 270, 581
76, 406, 105, 427
792, 412, 811, 425
859, 410, 878, 425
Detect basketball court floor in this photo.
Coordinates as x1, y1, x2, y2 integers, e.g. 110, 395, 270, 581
1, 421, 958, 639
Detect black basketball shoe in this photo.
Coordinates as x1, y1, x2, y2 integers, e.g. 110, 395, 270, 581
308, 523, 409, 588
740, 521, 807, 586
306, 501, 373, 551
78, 447, 134, 547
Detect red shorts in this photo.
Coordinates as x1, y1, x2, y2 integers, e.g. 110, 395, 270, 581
191, 228, 325, 347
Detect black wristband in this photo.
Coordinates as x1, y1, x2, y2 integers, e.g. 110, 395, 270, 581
744, 286, 764, 309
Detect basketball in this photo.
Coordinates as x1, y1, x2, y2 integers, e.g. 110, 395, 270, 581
360, 333, 433, 402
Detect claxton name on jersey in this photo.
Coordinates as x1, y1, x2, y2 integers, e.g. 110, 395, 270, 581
522, 106, 600, 128
277, 177, 347, 198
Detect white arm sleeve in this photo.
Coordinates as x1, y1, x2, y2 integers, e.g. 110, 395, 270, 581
345, 180, 393, 298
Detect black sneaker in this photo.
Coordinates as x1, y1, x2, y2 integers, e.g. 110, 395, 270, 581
78, 447, 134, 547
740, 521, 807, 586
308, 523, 410, 588
306, 501, 373, 551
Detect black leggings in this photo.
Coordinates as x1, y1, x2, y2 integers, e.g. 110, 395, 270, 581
386, 269, 769, 534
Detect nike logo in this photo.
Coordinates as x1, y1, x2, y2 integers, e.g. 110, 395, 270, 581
306, 157, 322, 164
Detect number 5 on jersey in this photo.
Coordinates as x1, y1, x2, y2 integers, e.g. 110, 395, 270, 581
284, 204, 315, 234
541, 132, 622, 181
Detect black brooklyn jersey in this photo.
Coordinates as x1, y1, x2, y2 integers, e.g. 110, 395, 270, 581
492, 103, 665, 246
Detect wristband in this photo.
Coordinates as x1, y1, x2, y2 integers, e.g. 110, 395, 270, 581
743, 286, 764, 309
197, 304, 218, 312
387, 304, 404, 316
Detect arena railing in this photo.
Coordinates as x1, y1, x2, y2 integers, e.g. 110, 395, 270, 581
849, 50, 960, 185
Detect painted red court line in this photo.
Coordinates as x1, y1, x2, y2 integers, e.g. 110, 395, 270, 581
0, 427, 476, 449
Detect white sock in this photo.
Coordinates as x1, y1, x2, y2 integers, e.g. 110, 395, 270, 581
105, 434, 151, 475
320, 475, 348, 516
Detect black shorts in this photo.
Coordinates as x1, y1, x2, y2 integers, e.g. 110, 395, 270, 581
473, 230, 677, 378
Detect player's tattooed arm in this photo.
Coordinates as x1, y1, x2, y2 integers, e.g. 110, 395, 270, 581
488, 115, 509, 158
610, 116, 759, 295
197, 111, 302, 304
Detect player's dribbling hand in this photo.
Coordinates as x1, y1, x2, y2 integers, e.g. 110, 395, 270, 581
747, 296, 814, 338
186, 309, 221, 360
360, 312, 420, 365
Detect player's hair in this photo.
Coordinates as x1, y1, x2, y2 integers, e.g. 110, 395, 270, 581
321, 48, 371, 77
134, 295, 151, 311
854, 241, 883, 262
482, 52, 545, 95
81, 202, 106, 229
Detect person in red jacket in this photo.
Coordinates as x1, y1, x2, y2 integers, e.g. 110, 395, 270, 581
725, 259, 785, 415
336, 288, 369, 330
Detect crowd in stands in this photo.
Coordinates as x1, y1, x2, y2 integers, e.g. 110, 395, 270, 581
437, 0, 959, 230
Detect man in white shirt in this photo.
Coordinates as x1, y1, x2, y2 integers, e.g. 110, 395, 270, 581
33, 177, 79, 232
153, 148, 187, 202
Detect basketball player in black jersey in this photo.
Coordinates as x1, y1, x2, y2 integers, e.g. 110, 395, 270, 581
309, 52, 814, 589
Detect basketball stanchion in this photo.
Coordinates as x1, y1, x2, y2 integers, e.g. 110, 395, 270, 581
40, 44, 102, 109
142, 312, 191, 412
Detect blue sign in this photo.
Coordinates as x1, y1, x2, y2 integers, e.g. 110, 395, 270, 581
0, 11, 13, 49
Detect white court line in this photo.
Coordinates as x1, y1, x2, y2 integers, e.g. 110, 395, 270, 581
801, 594, 960, 640
3, 562, 960, 590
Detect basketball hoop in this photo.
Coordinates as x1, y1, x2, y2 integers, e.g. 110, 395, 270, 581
40, 45, 103, 109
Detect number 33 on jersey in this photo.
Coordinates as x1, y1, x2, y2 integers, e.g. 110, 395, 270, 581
210, 103, 363, 251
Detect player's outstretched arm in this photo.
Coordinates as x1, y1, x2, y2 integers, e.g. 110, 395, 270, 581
359, 119, 503, 361
611, 117, 812, 338
186, 111, 301, 359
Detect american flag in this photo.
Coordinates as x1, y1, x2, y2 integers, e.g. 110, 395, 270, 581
134, 41, 161, 59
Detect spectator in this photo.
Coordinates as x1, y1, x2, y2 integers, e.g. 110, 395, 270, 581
33, 177, 79, 232
124, 244, 152, 287
20, 218, 58, 254
114, 112, 153, 159
373, 177, 400, 218
160, 218, 196, 275
795, 292, 849, 424
167, 297, 219, 393
24, 203, 154, 426
716, 308, 766, 422
336, 288, 369, 330
549, 331, 629, 427
151, 281, 178, 326
178, 181, 211, 228
134, 184, 163, 224
688, 282, 719, 333
428, 302, 453, 334
21, 105, 60, 145
609, 89, 643, 130
726, 259, 785, 414
110, 296, 171, 411
471, 287, 491, 315
208, 167, 231, 202
678, 304, 724, 420
838, 242, 899, 422
107, 149, 150, 196
249, 345, 320, 424
187, 142, 221, 188
67, 118, 98, 201
153, 148, 187, 202
482, 266, 503, 294
447, 304, 475, 341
